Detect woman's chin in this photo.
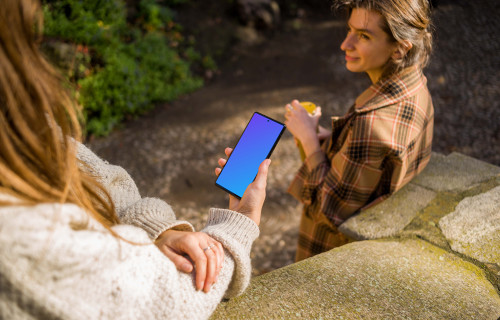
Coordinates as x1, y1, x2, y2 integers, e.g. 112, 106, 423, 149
345, 64, 362, 73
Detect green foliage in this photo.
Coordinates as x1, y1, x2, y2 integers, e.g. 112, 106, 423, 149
43, 0, 125, 45
79, 33, 202, 135
42, 0, 208, 136
138, 0, 174, 30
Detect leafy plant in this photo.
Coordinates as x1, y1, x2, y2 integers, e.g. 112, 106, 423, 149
42, 0, 208, 136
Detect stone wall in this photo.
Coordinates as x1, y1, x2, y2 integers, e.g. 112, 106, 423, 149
211, 152, 500, 319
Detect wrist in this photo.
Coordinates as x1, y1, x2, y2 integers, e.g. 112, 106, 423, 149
235, 208, 260, 226
302, 138, 321, 158
244, 212, 260, 226
156, 229, 177, 243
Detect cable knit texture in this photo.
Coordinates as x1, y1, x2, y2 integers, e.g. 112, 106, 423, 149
0, 143, 260, 319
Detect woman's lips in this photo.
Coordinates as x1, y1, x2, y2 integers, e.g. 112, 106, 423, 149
345, 55, 358, 62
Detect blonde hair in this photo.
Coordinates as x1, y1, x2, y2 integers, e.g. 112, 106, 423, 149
0, 0, 119, 229
334, 0, 433, 78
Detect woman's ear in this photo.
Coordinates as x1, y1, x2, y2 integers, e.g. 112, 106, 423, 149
392, 40, 413, 60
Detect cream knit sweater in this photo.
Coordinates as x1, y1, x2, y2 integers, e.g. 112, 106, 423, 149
0, 143, 259, 319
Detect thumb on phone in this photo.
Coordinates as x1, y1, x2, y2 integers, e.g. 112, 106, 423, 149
253, 159, 271, 189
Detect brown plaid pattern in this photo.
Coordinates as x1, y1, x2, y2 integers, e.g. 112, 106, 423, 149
289, 66, 434, 261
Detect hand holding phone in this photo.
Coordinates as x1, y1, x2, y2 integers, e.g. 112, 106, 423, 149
215, 112, 284, 224
216, 148, 271, 226
215, 112, 285, 199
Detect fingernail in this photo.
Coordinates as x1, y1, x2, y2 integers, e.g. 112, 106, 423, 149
182, 263, 192, 272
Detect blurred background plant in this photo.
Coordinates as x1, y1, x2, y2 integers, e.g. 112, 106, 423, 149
42, 0, 215, 137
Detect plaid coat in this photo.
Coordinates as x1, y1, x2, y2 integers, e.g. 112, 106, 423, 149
289, 66, 434, 261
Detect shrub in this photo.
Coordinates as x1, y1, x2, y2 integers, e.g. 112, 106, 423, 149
42, 0, 205, 136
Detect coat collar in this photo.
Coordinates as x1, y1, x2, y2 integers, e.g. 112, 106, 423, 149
354, 66, 426, 114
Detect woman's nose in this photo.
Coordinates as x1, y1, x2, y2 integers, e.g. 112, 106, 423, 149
341, 34, 354, 51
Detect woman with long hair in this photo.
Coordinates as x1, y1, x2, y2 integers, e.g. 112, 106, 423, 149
0, 0, 269, 318
285, 0, 434, 261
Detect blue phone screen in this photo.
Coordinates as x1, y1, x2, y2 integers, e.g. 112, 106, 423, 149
215, 112, 285, 198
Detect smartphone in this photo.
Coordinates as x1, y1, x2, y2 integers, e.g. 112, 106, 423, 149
215, 112, 286, 199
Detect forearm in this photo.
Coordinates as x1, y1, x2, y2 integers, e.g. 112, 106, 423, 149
303, 142, 322, 160
301, 132, 322, 159
201, 208, 259, 298
120, 197, 194, 239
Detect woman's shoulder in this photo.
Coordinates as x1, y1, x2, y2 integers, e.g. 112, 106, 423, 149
355, 66, 429, 113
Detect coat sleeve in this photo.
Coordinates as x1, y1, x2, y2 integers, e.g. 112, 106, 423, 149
288, 114, 387, 225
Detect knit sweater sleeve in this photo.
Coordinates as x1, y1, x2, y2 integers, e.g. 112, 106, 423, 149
0, 203, 259, 320
202, 208, 259, 298
76, 142, 194, 239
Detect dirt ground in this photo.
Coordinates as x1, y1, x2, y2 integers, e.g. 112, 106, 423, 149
89, 0, 500, 275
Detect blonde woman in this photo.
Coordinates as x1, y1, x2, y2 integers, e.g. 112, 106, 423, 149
285, 0, 434, 261
0, 0, 269, 319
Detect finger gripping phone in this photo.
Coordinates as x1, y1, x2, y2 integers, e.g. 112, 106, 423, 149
215, 112, 286, 199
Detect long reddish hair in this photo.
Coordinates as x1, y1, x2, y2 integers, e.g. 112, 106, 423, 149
0, 0, 119, 230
